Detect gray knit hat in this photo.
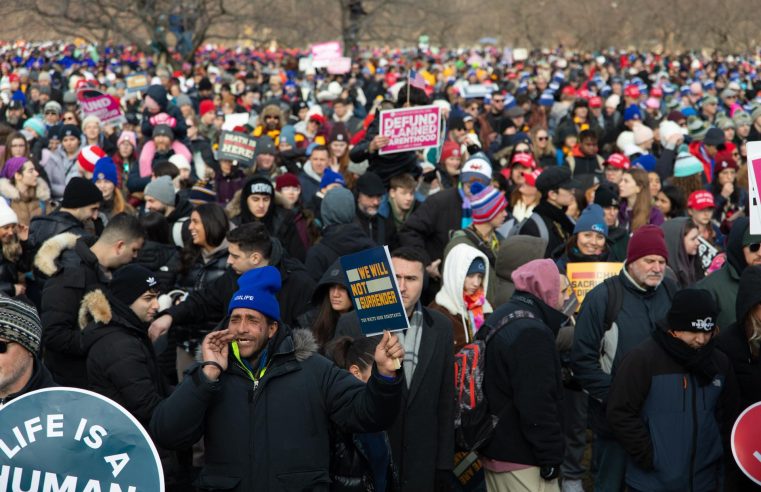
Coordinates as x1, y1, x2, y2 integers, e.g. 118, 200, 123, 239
144, 175, 176, 206
0, 298, 41, 354
321, 187, 355, 227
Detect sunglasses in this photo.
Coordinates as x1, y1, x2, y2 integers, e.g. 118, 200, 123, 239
749, 243, 761, 253
492, 98, 505, 103
44, 110, 59, 115
0, 340, 13, 353
537, 136, 548, 141
264, 115, 279, 120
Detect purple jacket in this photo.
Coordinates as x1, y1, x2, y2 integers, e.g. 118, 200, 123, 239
619, 201, 665, 231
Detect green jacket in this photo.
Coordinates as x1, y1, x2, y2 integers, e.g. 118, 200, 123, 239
695, 262, 740, 330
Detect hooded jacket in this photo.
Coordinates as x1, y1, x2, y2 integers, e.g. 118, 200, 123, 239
28, 210, 91, 261
480, 291, 566, 467
305, 222, 377, 282
696, 216, 749, 329
430, 243, 493, 350
0, 177, 51, 226
492, 235, 548, 307
81, 289, 169, 427
150, 327, 403, 492
35, 233, 109, 387
662, 218, 703, 288
520, 200, 577, 258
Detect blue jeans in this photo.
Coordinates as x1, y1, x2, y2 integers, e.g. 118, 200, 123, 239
593, 435, 627, 492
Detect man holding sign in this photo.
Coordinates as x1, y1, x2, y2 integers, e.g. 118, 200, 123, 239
150, 266, 404, 492
335, 247, 455, 491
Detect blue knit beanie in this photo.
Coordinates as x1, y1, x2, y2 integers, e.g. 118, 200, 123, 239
320, 168, 346, 189
227, 266, 282, 320
574, 204, 608, 237
92, 156, 118, 186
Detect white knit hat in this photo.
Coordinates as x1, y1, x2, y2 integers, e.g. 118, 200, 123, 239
168, 154, 191, 171
0, 200, 18, 228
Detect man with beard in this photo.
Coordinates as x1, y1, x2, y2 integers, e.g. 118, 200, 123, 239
571, 225, 677, 491
4, 100, 26, 130
0, 297, 56, 404
607, 289, 739, 492
354, 171, 393, 246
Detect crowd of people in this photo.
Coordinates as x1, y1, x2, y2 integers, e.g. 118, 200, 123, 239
1, 41, 761, 491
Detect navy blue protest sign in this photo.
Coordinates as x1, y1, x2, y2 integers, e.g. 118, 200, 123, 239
340, 246, 409, 336
0, 388, 163, 491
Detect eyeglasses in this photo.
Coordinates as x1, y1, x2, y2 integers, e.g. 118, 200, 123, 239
749, 243, 761, 253
0, 340, 13, 353
44, 110, 59, 115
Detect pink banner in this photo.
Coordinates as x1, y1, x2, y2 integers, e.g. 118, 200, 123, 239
77, 89, 125, 125
379, 105, 441, 155
310, 41, 343, 68
327, 57, 351, 75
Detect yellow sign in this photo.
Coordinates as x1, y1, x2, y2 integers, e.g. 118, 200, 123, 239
566, 262, 623, 306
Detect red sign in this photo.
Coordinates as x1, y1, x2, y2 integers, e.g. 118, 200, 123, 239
732, 401, 761, 485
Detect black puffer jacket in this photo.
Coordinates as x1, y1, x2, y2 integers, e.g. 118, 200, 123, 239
134, 240, 181, 292
175, 246, 229, 343
36, 234, 109, 388
330, 427, 399, 492
28, 210, 90, 260
150, 327, 403, 492
399, 188, 462, 265
305, 223, 377, 282
81, 289, 170, 427
480, 292, 565, 467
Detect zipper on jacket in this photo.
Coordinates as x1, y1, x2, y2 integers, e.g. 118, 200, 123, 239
688, 375, 697, 492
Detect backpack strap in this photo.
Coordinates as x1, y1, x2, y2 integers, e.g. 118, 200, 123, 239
172, 217, 189, 248
603, 275, 623, 332
530, 213, 550, 242
482, 309, 536, 344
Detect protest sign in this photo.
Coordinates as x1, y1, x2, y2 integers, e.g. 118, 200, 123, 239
327, 57, 352, 75
0, 387, 163, 491
566, 262, 623, 306
76, 88, 125, 125
732, 401, 761, 485
125, 73, 149, 93
379, 105, 441, 155
217, 131, 257, 165
747, 141, 761, 234
460, 84, 496, 99
340, 246, 409, 336
221, 112, 250, 131
310, 41, 343, 68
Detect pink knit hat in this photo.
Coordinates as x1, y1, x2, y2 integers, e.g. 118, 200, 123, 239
117, 131, 137, 149
511, 259, 560, 309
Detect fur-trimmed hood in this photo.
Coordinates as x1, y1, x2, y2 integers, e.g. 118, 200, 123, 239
78, 289, 112, 330
0, 177, 51, 202
290, 328, 319, 362
33, 232, 79, 277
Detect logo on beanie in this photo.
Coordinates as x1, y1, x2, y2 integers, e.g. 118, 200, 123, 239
691, 317, 714, 331
146, 277, 157, 287
97, 173, 105, 180
250, 182, 273, 195
234, 294, 255, 302
592, 224, 606, 233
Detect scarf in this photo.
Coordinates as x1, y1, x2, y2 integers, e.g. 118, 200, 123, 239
652, 326, 719, 386
398, 303, 424, 388
463, 288, 486, 335
458, 185, 473, 229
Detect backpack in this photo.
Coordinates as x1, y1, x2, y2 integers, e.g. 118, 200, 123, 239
499, 213, 549, 242
454, 309, 535, 451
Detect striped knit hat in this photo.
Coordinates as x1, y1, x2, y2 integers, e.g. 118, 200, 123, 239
0, 298, 41, 354
78, 145, 107, 173
470, 182, 507, 224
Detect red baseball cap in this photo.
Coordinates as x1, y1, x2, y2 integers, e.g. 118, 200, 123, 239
561, 85, 576, 97
605, 153, 630, 170
308, 114, 326, 126
624, 85, 640, 98
511, 152, 537, 169
687, 190, 715, 210
651, 86, 663, 98
589, 96, 603, 108
523, 169, 543, 187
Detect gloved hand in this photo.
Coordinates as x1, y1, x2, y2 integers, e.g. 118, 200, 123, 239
422, 169, 438, 183
540, 465, 560, 481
